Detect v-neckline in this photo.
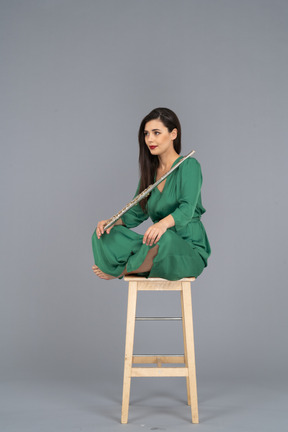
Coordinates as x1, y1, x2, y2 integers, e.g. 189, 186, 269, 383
155, 156, 183, 194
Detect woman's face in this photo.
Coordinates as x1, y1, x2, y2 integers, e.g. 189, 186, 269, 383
144, 119, 177, 156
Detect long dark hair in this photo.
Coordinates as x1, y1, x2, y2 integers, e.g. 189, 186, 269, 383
138, 107, 182, 211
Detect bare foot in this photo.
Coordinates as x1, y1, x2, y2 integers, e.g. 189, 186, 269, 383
92, 265, 117, 280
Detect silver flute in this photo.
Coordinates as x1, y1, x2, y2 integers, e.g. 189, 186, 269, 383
103, 150, 195, 231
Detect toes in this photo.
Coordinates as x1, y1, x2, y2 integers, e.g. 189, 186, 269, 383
92, 265, 106, 278
92, 265, 101, 275
92, 265, 115, 280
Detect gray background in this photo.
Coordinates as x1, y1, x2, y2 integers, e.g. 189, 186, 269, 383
1, 0, 287, 431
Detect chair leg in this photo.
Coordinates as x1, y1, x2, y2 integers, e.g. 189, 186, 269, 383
121, 281, 138, 424
181, 281, 199, 423
180, 289, 191, 406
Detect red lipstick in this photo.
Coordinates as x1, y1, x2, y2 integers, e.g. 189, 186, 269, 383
149, 146, 157, 150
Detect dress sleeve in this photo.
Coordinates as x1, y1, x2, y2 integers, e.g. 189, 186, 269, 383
121, 180, 149, 228
170, 158, 202, 231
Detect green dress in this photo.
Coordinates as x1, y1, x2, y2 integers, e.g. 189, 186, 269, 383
91, 156, 211, 281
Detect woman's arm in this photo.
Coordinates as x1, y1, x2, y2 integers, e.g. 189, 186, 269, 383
169, 158, 202, 231
96, 181, 149, 239
120, 181, 149, 228
142, 158, 202, 245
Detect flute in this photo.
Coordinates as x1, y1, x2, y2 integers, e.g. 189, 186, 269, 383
103, 150, 195, 231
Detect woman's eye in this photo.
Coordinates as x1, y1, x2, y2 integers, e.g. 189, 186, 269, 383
144, 131, 160, 136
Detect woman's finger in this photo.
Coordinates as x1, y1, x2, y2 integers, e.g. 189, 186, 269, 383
143, 231, 149, 244
154, 233, 160, 243
145, 231, 154, 245
148, 232, 156, 246
106, 222, 115, 234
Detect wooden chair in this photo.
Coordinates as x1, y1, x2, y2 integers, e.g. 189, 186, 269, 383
121, 276, 199, 424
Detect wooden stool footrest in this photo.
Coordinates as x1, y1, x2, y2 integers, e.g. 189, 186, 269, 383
131, 367, 188, 377
135, 316, 182, 321
132, 355, 185, 364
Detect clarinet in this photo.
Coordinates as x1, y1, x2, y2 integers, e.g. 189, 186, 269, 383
103, 150, 195, 231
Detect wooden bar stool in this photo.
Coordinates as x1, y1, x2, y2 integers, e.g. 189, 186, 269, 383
121, 276, 199, 424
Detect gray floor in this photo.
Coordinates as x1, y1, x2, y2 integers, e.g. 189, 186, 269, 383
1, 377, 287, 432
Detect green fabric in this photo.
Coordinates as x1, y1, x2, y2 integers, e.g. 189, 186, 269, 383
91, 156, 211, 281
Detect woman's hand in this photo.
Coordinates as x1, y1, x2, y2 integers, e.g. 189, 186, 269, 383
142, 215, 175, 246
96, 219, 114, 239
143, 221, 168, 246
96, 217, 123, 239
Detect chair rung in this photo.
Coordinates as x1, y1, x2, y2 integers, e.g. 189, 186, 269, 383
135, 316, 182, 321
131, 367, 188, 377
132, 354, 185, 364
133, 354, 184, 357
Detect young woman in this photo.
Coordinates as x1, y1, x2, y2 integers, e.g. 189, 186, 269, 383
92, 107, 211, 281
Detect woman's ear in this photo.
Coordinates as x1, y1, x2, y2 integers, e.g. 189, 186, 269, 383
171, 128, 177, 140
